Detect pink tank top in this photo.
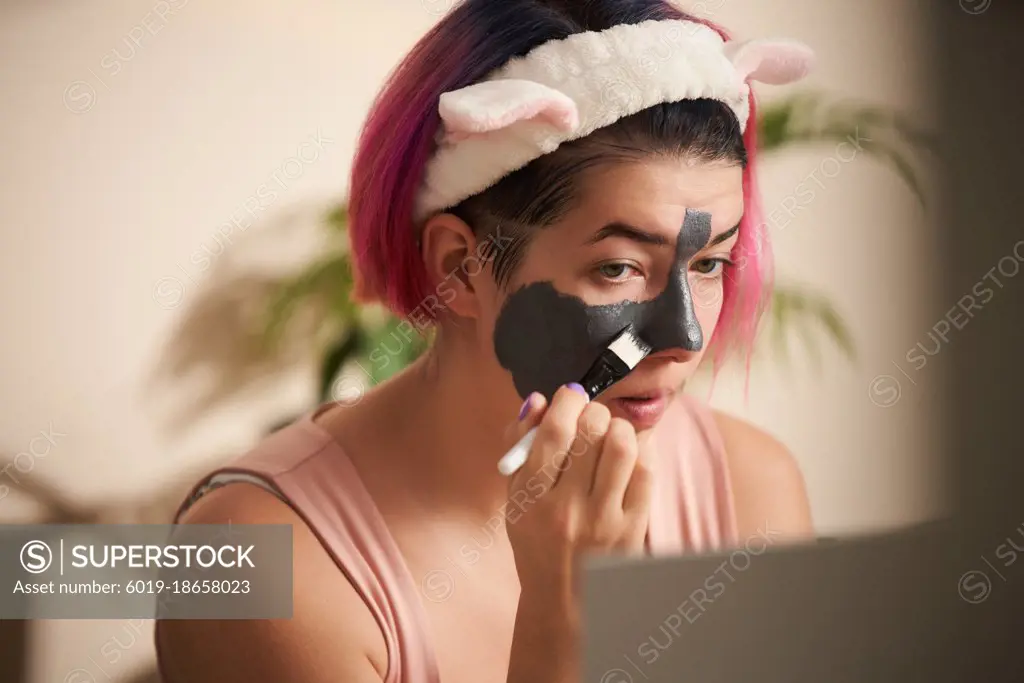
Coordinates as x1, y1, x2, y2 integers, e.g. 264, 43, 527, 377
162, 393, 738, 683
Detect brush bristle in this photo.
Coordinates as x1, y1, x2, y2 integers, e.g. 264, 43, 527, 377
607, 326, 652, 369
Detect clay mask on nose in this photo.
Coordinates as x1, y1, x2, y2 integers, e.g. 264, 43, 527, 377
493, 209, 713, 400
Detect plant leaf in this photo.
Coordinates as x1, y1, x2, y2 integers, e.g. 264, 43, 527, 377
756, 92, 932, 207
764, 284, 856, 364
842, 104, 941, 157
262, 254, 354, 348
325, 204, 350, 235
819, 122, 927, 208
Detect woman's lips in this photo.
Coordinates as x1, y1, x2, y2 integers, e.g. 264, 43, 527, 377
608, 393, 670, 430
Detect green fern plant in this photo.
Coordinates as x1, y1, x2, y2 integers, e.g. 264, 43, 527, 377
158, 91, 932, 420
757, 92, 937, 207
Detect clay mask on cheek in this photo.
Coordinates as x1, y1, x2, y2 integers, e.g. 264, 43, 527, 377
493, 209, 713, 400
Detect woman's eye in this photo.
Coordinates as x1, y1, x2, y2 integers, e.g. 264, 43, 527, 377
596, 262, 639, 281
692, 258, 731, 276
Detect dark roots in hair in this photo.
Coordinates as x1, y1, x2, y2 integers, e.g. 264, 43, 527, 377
449, 99, 747, 288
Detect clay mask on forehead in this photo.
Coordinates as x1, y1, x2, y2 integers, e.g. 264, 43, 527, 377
494, 209, 713, 400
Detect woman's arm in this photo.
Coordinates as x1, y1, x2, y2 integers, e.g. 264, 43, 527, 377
713, 410, 815, 543
156, 483, 388, 683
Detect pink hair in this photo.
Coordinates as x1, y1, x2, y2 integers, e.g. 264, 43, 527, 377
707, 90, 774, 371
348, 13, 772, 368
347, 20, 466, 317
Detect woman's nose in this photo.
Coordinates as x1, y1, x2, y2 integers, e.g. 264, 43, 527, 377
642, 345, 698, 364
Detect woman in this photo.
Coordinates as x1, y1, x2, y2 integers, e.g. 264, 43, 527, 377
156, 1, 815, 682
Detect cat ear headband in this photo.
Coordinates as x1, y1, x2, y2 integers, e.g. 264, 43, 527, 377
413, 18, 814, 223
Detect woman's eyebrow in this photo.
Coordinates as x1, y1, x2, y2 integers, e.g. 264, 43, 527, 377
584, 222, 671, 247
584, 221, 741, 248
707, 223, 740, 247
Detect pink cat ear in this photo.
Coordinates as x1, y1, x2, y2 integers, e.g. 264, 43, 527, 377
723, 39, 815, 85
437, 79, 580, 145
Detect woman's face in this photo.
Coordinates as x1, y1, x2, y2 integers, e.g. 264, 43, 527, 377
478, 156, 745, 431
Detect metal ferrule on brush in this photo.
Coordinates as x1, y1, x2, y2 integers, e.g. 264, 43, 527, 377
579, 352, 630, 399
579, 326, 652, 399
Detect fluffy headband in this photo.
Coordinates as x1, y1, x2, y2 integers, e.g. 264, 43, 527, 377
413, 18, 814, 223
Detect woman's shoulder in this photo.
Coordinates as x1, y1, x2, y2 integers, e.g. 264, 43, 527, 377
160, 442, 390, 683
704, 405, 815, 541
169, 410, 343, 521
159, 482, 388, 683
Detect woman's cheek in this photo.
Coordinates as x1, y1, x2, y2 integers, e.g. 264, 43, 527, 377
690, 276, 725, 336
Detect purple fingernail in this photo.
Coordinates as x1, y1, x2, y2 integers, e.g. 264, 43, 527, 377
518, 393, 535, 420
567, 383, 588, 397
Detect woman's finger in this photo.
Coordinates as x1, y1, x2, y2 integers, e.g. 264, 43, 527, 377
619, 441, 655, 553
590, 417, 640, 511
513, 384, 588, 488
503, 391, 547, 447
557, 401, 612, 498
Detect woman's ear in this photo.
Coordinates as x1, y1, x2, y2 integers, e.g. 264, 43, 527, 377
419, 213, 487, 320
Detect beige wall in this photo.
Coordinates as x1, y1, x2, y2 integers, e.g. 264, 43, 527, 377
0, 0, 939, 680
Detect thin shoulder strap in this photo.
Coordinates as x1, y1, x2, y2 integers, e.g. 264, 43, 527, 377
173, 411, 442, 683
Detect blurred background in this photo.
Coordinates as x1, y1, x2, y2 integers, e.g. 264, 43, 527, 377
0, 0, 945, 681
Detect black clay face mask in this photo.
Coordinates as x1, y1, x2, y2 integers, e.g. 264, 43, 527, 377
493, 209, 713, 400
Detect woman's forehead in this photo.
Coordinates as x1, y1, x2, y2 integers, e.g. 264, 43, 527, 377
560, 160, 745, 242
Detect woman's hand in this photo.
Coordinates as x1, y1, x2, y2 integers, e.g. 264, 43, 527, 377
502, 383, 654, 683
506, 383, 654, 590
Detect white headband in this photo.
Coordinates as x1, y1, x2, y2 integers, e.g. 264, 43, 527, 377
413, 18, 813, 223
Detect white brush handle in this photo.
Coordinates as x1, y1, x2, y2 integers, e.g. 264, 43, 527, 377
497, 427, 538, 477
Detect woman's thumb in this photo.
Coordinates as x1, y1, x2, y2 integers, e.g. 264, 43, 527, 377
501, 391, 547, 452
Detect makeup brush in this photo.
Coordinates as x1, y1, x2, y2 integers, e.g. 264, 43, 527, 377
497, 324, 653, 477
